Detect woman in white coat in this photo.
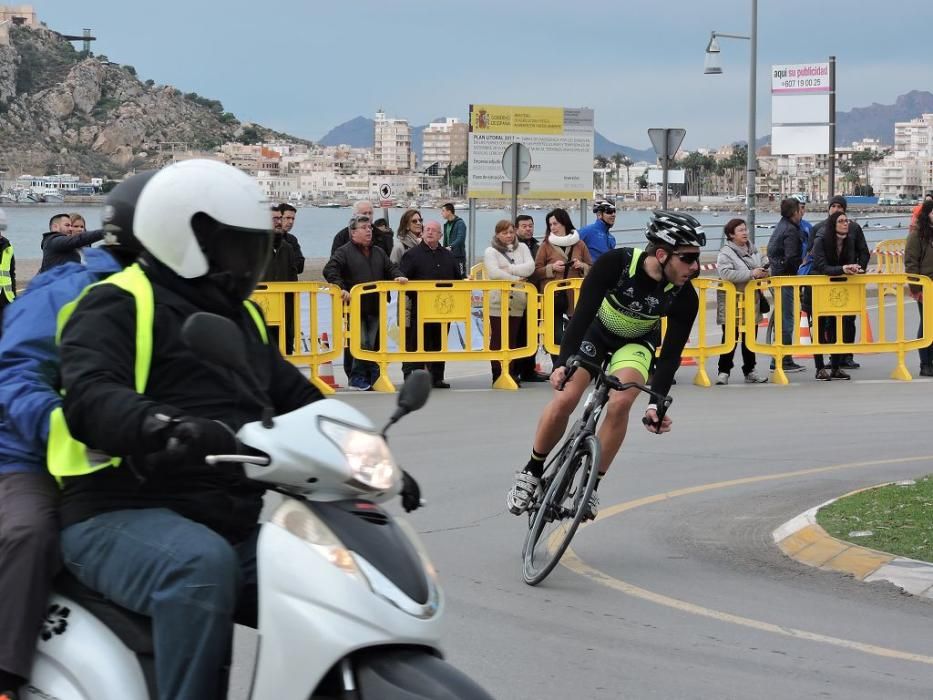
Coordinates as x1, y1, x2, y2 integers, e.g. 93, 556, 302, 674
484, 219, 535, 384
715, 218, 769, 384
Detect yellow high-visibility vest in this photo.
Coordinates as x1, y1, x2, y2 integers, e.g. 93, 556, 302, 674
0, 243, 14, 303
48, 263, 267, 480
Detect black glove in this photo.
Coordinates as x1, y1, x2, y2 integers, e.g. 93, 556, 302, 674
166, 416, 239, 464
400, 470, 422, 513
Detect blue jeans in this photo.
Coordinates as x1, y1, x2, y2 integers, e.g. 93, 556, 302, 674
780, 286, 795, 346
349, 313, 380, 383
61, 509, 258, 700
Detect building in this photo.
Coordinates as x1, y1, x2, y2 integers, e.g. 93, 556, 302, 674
422, 118, 468, 171
374, 110, 413, 173
870, 114, 933, 200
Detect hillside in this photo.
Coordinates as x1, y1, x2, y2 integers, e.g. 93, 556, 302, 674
0, 24, 309, 177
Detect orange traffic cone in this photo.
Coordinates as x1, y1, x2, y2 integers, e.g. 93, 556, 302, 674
861, 309, 875, 344
794, 312, 814, 359
680, 355, 697, 367
317, 332, 340, 389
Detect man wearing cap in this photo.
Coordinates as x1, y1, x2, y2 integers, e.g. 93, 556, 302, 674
579, 200, 617, 263
765, 197, 806, 373
811, 195, 869, 369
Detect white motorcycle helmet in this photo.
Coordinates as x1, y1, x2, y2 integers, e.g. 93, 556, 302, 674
133, 159, 273, 300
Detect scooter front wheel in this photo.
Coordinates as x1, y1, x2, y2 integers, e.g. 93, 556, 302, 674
346, 647, 495, 699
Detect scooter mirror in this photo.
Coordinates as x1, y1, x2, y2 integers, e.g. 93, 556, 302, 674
181, 312, 251, 377
397, 369, 432, 413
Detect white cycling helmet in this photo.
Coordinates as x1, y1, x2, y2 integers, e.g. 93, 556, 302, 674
134, 159, 272, 300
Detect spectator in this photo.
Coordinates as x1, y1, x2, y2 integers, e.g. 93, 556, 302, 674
714, 218, 768, 385
260, 216, 301, 353
331, 201, 392, 257
810, 210, 865, 381
39, 213, 104, 273
271, 206, 283, 233
484, 220, 535, 385
534, 208, 592, 369
323, 214, 407, 390
441, 202, 467, 277
391, 209, 423, 264
69, 213, 87, 233
0, 208, 13, 333
905, 198, 933, 376
810, 195, 869, 369
279, 203, 305, 277
513, 214, 547, 382
372, 218, 395, 256
765, 197, 806, 373
578, 199, 617, 262
911, 192, 933, 225
399, 220, 462, 388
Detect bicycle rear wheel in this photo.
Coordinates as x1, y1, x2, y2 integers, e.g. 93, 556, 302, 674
522, 435, 600, 586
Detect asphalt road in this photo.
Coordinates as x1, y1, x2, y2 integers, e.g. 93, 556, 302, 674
297, 349, 933, 700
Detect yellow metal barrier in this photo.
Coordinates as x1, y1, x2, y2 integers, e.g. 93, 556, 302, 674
251, 282, 344, 395
348, 280, 539, 392
469, 262, 488, 280
541, 278, 738, 387
744, 273, 933, 384
874, 239, 906, 275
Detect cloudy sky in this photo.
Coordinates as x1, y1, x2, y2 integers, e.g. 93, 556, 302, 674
38, 0, 932, 150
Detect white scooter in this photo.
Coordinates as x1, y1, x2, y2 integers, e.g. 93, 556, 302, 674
26, 313, 494, 700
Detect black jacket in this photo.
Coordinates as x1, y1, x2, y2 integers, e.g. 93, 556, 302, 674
331, 227, 393, 257
323, 242, 403, 317
262, 235, 300, 281
810, 232, 859, 275
766, 217, 803, 276
519, 236, 540, 261
811, 218, 869, 270
399, 241, 463, 281
283, 232, 305, 276
39, 229, 105, 273
58, 258, 322, 541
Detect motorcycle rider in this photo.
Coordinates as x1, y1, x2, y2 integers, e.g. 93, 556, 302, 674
0, 172, 156, 700
53, 159, 421, 700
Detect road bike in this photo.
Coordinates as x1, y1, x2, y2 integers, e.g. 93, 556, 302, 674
522, 355, 672, 586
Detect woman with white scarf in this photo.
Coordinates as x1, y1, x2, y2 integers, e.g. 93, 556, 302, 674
715, 217, 768, 385
532, 208, 592, 370
484, 219, 535, 385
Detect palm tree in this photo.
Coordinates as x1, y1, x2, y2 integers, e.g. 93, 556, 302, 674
594, 155, 610, 193
610, 153, 625, 196
620, 155, 633, 195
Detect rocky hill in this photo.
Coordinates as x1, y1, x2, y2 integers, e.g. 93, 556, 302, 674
0, 24, 309, 178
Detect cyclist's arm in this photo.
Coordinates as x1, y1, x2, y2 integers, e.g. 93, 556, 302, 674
650, 285, 699, 399
557, 248, 632, 367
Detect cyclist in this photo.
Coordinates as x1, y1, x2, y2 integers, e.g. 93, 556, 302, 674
507, 210, 705, 520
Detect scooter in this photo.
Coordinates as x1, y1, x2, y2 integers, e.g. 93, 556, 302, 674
26, 312, 494, 700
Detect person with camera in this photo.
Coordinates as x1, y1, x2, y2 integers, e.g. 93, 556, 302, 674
714, 218, 769, 385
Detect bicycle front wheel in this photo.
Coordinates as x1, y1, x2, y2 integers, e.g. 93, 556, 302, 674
522, 435, 600, 586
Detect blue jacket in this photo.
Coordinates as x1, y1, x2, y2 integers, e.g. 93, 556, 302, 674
578, 219, 616, 263
0, 248, 122, 475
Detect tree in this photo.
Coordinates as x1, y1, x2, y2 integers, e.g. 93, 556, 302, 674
449, 160, 468, 196
635, 170, 648, 190
594, 155, 609, 193
610, 153, 625, 194
238, 126, 261, 145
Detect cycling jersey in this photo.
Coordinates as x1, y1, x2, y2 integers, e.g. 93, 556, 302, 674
558, 247, 699, 398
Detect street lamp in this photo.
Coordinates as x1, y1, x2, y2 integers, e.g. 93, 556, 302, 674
704, 0, 758, 241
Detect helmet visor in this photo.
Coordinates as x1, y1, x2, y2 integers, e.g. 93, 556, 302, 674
201, 224, 273, 301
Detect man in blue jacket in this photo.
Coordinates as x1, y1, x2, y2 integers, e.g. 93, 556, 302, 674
0, 172, 152, 700
578, 199, 617, 262
441, 202, 467, 277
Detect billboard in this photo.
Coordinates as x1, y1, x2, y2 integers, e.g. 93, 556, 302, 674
467, 104, 595, 199
771, 62, 832, 155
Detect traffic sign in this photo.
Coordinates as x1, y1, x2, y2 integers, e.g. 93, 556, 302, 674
379, 183, 392, 200
501, 143, 532, 181
648, 128, 686, 162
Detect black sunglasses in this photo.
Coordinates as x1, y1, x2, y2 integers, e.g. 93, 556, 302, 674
674, 252, 701, 264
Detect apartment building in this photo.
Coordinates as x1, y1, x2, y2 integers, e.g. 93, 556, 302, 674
871, 114, 933, 199
374, 110, 414, 173
422, 118, 468, 170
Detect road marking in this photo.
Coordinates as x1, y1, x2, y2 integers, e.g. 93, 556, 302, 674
559, 455, 933, 665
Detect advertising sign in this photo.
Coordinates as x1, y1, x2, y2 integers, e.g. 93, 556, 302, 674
467, 104, 594, 199
771, 62, 832, 155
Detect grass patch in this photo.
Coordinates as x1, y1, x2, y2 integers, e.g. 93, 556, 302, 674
816, 475, 933, 562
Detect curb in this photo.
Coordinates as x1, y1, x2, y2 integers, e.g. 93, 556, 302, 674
772, 490, 933, 599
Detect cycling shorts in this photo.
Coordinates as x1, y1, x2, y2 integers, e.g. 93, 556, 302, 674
573, 322, 656, 383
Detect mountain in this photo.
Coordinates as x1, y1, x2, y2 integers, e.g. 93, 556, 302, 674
0, 23, 309, 177
836, 90, 933, 146
319, 116, 656, 162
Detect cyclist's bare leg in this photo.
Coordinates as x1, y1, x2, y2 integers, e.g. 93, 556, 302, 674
594, 367, 644, 474
531, 366, 591, 456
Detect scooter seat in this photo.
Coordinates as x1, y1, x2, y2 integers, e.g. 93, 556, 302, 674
53, 570, 154, 655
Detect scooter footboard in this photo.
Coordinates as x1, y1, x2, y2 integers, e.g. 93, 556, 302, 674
353, 647, 495, 700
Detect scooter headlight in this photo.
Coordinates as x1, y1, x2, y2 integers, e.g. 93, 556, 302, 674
271, 500, 369, 586
319, 418, 399, 492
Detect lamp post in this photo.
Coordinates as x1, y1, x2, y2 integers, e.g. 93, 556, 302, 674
704, 0, 758, 241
